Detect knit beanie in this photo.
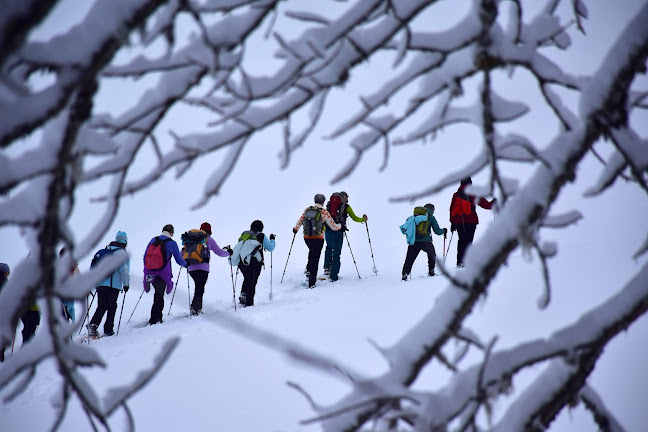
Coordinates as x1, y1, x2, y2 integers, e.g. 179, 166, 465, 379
461, 177, 472, 186
200, 222, 212, 235
0, 263, 9, 274
116, 231, 128, 244
251, 220, 264, 232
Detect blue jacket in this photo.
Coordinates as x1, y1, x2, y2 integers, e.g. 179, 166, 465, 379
98, 243, 130, 290
400, 215, 428, 246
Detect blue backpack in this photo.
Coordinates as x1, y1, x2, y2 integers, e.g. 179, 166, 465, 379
91, 247, 116, 268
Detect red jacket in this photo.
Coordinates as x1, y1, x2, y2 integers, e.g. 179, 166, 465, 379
449, 184, 495, 224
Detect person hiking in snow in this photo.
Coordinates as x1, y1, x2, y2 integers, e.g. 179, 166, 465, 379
323, 191, 367, 282
401, 204, 447, 280
232, 220, 275, 307
293, 194, 342, 288
87, 231, 130, 337
143, 224, 188, 324
449, 177, 497, 268
186, 222, 231, 316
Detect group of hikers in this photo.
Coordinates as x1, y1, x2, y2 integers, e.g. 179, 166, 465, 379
0, 177, 495, 347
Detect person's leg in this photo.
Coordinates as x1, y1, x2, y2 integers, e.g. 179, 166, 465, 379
239, 263, 252, 305
457, 224, 476, 266
305, 238, 324, 287
329, 230, 344, 281
190, 270, 208, 313
247, 259, 262, 306
149, 277, 166, 324
103, 288, 120, 334
402, 243, 422, 278
89, 286, 108, 328
421, 242, 437, 275
323, 229, 333, 274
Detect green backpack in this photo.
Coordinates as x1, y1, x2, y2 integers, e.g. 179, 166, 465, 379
413, 206, 429, 237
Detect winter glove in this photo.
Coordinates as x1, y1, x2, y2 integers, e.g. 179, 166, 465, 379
227, 248, 233, 256
123, 286, 129, 293
451, 223, 457, 232
144, 285, 150, 293
292, 227, 298, 234
343, 226, 349, 232
166, 284, 173, 295
363, 214, 368, 221
443, 228, 448, 235
269, 234, 276, 241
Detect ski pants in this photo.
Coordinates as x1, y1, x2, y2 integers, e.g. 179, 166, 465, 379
402, 241, 436, 276
456, 223, 477, 266
149, 276, 167, 324
189, 270, 209, 312
323, 229, 344, 281
90, 286, 120, 333
304, 238, 324, 288
20, 310, 40, 344
239, 258, 262, 306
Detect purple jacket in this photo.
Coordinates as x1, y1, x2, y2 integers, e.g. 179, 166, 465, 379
143, 234, 186, 292
187, 236, 229, 272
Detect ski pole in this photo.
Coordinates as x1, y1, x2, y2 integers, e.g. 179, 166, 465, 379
269, 250, 273, 301
168, 267, 183, 315
281, 232, 297, 283
116, 291, 126, 335
443, 231, 454, 266
78, 291, 97, 335
344, 231, 361, 279
11, 323, 16, 354
443, 233, 446, 260
364, 221, 377, 275
229, 260, 237, 311
127, 290, 145, 324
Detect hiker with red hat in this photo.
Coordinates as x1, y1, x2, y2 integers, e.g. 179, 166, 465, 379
186, 222, 231, 316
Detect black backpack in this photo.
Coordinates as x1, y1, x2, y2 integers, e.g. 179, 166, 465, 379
302, 207, 324, 236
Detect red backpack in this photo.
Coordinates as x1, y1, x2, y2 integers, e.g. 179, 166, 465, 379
451, 192, 472, 217
327, 193, 344, 223
144, 237, 172, 270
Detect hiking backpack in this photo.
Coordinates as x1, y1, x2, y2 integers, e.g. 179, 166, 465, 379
181, 229, 210, 265
144, 237, 172, 270
302, 206, 324, 236
413, 206, 429, 237
451, 192, 472, 218
327, 193, 347, 224
229, 231, 263, 267
91, 247, 116, 269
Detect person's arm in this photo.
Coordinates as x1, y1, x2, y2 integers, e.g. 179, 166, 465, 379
294, 210, 306, 232
119, 251, 130, 286
322, 209, 342, 231
477, 196, 497, 210
346, 204, 366, 223
430, 215, 446, 236
207, 236, 230, 258
169, 241, 188, 267
262, 235, 276, 252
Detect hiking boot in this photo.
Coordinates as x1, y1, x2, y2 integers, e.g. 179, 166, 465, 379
428, 270, 435, 277
324, 267, 331, 276
190, 307, 199, 317
401, 274, 409, 281
87, 323, 99, 338
104, 330, 115, 337
457, 263, 465, 268
149, 318, 163, 325
239, 292, 247, 305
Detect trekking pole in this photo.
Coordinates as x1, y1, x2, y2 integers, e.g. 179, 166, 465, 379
280, 232, 297, 283
344, 232, 361, 279
364, 222, 378, 275
77, 291, 97, 335
269, 251, 273, 301
116, 291, 126, 335
11, 323, 17, 354
443, 234, 446, 260
443, 232, 454, 266
229, 260, 237, 311
168, 267, 183, 315
127, 290, 145, 324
